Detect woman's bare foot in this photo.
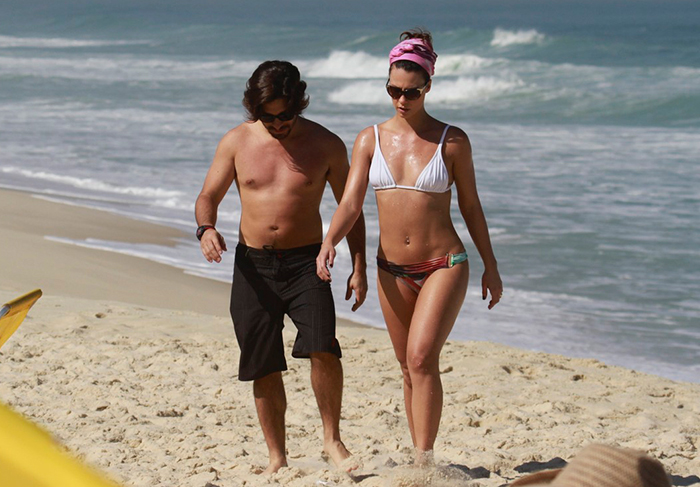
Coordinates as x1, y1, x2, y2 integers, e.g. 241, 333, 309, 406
414, 449, 435, 467
261, 456, 287, 475
323, 440, 361, 473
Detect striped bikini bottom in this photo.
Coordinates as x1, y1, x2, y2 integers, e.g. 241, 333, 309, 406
376, 251, 468, 294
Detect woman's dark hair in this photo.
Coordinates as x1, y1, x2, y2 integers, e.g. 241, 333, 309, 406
400, 28, 433, 48
390, 28, 434, 84
242, 60, 310, 121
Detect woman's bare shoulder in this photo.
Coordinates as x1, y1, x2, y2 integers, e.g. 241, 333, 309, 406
444, 125, 472, 155
444, 124, 470, 143
354, 125, 377, 147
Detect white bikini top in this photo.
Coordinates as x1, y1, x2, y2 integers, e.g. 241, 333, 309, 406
369, 124, 452, 193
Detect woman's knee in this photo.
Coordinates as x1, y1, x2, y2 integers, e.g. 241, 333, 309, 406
406, 348, 439, 376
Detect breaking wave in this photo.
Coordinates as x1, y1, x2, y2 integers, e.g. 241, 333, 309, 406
491, 28, 546, 47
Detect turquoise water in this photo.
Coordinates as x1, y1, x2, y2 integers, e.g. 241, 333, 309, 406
1, 0, 698, 382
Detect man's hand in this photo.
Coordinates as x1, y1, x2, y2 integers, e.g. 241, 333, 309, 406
200, 229, 227, 263
345, 269, 367, 312
482, 268, 503, 310
316, 243, 336, 282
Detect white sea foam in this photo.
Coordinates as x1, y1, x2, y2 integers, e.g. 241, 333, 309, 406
0, 48, 501, 83
299, 50, 494, 79
1, 167, 183, 198
491, 28, 546, 47
327, 80, 385, 105
301, 50, 386, 79
436, 53, 495, 75
430, 76, 525, 103
327, 75, 524, 106
0, 35, 151, 49
0, 55, 259, 81
671, 66, 700, 76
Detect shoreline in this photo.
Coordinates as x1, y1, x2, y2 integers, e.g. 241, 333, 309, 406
0, 187, 371, 329
1, 187, 696, 380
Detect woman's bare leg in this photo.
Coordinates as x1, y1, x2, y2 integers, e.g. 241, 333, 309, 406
406, 263, 469, 458
377, 270, 418, 444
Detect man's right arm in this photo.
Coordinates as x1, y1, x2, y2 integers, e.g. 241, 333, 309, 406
195, 130, 238, 263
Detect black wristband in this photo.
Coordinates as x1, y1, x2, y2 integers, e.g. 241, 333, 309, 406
196, 225, 216, 241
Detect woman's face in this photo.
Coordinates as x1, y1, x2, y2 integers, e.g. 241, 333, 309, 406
387, 67, 431, 118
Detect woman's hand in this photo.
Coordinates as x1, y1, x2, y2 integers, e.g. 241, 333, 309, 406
345, 268, 367, 312
200, 229, 227, 263
316, 242, 336, 282
482, 267, 503, 310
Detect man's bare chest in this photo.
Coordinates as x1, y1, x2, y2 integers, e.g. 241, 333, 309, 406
235, 147, 328, 191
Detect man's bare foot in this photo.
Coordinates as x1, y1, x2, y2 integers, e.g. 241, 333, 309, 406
324, 440, 361, 473
261, 457, 287, 475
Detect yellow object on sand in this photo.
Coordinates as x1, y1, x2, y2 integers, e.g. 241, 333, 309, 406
1, 289, 121, 487
0, 403, 120, 487
0, 288, 42, 349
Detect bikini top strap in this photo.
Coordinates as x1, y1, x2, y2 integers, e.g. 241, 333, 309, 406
438, 124, 450, 145
373, 124, 380, 148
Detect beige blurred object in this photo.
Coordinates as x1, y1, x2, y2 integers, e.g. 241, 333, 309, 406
510, 443, 671, 487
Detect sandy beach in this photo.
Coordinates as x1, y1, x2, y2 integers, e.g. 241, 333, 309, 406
1, 188, 698, 486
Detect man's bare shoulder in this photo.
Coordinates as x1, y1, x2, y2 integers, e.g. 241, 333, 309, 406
213, 122, 260, 162
298, 118, 346, 154
219, 121, 256, 147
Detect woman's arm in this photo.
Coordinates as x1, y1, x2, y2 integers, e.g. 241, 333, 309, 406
449, 127, 503, 309
316, 126, 374, 282
325, 131, 367, 311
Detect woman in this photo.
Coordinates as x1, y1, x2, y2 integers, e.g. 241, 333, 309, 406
316, 29, 503, 464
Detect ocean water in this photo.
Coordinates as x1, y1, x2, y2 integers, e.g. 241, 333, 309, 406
1, 0, 699, 383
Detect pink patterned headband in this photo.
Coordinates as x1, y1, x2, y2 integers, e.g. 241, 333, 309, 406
389, 38, 438, 77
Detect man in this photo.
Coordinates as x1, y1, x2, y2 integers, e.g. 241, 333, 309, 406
194, 60, 367, 474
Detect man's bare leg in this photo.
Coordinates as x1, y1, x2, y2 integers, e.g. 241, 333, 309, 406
253, 372, 287, 474
309, 352, 356, 471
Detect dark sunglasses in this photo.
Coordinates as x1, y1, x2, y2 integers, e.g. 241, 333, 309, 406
259, 111, 296, 123
385, 81, 430, 101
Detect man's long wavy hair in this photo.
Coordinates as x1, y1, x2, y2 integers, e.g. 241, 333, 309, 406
242, 60, 310, 121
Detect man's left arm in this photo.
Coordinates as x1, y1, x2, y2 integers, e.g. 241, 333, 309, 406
326, 134, 367, 311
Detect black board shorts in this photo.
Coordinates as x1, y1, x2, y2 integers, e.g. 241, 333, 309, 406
230, 242, 340, 381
